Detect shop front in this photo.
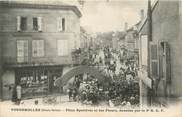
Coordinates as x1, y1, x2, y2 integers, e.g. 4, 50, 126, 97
15, 66, 63, 99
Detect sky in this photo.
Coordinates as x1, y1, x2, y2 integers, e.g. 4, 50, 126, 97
80, 0, 148, 33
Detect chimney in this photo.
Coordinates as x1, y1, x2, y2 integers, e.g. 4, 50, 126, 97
140, 9, 144, 20
124, 22, 128, 31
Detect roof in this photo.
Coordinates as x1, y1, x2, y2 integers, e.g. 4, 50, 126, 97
125, 20, 141, 33
114, 31, 125, 38
138, 0, 159, 32
0, 1, 82, 17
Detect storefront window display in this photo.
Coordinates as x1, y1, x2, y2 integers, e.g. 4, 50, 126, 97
15, 67, 63, 98
16, 69, 49, 98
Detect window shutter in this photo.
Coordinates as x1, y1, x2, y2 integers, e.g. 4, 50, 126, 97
57, 40, 68, 56
159, 50, 163, 78
17, 40, 28, 63
150, 43, 159, 79
39, 40, 44, 56
164, 42, 171, 83
57, 40, 63, 56
17, 41, 24, 57
63, 40, 68, 55
24, 41, 28, 62
32, 40, 37, 57
32, 40, 44, 57
57, 17, 62, 31
38, 17, 42, 32
140, 35, 148, 67
17, 16, 21, 31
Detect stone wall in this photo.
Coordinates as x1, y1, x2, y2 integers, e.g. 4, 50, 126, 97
0, 5, 81, 66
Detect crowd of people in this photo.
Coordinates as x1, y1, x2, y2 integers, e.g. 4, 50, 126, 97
69, 46, 140, 107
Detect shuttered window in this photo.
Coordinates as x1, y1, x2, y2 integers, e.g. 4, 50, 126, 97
32, 40, 44, 57
150, 43, 159, 78
17, 16, 27, 31
17, 40, 28, 63
57, 40, 68, 56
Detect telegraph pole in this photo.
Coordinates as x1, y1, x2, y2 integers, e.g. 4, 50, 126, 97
147, 0, 153, 106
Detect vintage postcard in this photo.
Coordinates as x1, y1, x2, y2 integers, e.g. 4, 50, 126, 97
0, 0, 182, 117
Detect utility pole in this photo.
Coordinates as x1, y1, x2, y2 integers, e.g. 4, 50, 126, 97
147, 0, 153, 106
148, 0, 152, 42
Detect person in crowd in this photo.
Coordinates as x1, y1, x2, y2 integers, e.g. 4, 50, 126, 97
70, 46, 139, 107
68, 88, 73, 101
72, 88, 78, 101
12, 85, 17, 103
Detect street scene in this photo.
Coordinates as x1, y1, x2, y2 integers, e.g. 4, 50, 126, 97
0, 0, 182, 109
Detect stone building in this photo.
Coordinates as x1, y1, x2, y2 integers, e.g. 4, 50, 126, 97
124, 9, 144, 60
112, 31, 125, 50
0, 1, 81, 100
138, 0, 182, 106
80, 27, 92, 49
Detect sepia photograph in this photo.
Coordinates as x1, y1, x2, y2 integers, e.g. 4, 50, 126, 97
0, 0, 182, 117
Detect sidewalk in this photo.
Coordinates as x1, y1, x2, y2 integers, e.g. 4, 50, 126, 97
1, 95, 109, 108
1, 95, 68, 106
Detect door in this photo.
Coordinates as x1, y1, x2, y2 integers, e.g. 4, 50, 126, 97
2, 70, 15, 100
49, 69, 63, 94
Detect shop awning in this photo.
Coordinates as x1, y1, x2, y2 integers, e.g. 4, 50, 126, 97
54, 65, 111, 87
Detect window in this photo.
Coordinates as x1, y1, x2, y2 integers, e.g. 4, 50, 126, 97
62, 18, 65, 31
32, 17, 42, 31
150, 43, 159, 78
20, 17, 27, 31
17, 16, 27, 31
17, 40, 28, 63
57, 40, 68, 56
33, 17, 38, 31
57, 17, 65, 31
16, 69, 48, 97
32, 40, 44, 57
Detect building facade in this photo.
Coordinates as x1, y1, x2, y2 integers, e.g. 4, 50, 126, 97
138, 0, 182, 106
111, 31, 126, 50
80, 27, 93, 49
125, 28, 138, 52
0, 1, 81, 100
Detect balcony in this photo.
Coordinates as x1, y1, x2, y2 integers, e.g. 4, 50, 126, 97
3, 56, 73, 68
71, 49, 89, 65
